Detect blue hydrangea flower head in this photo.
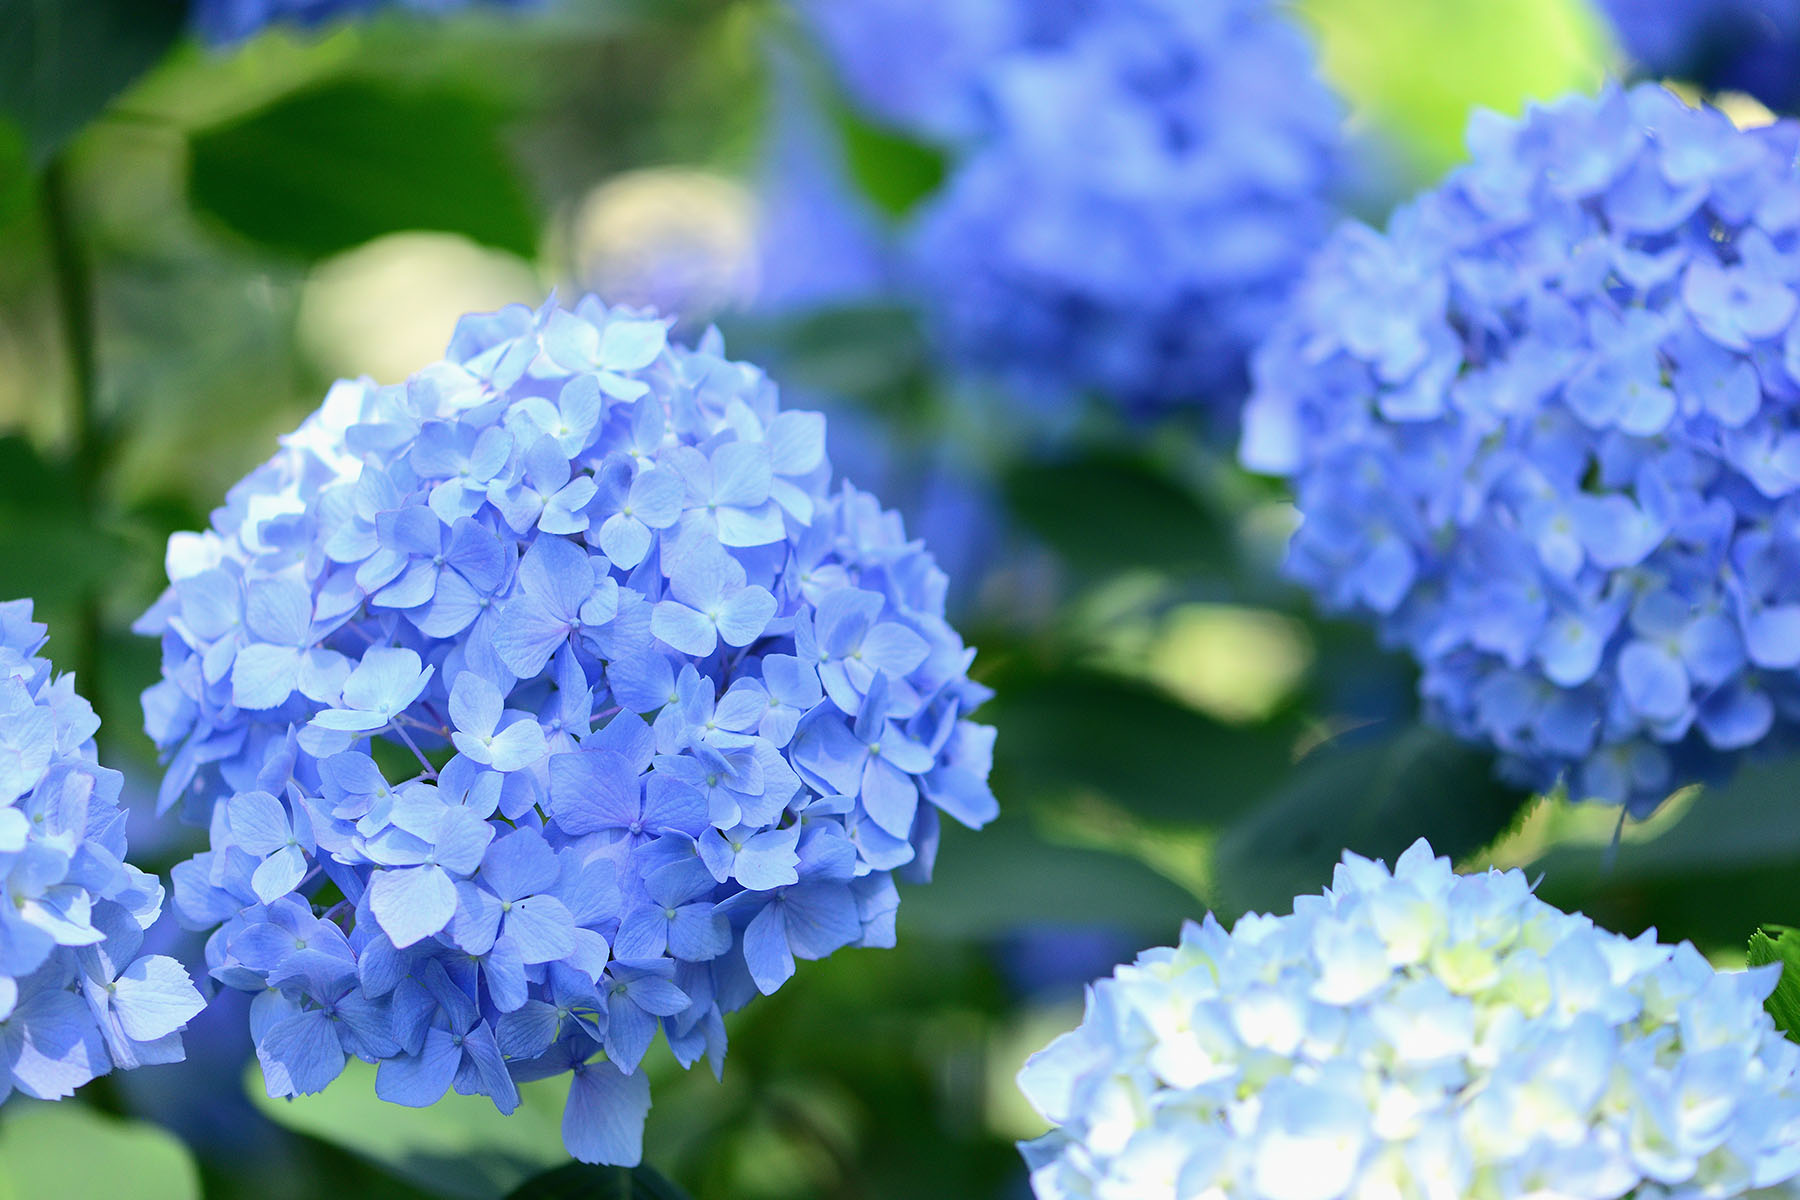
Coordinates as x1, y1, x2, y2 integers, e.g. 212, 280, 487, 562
1021, 838, 1800, 1199
752, 42, 898, 314
0, 600, 205, 1104
906, 0, 1343, 418
790, 0, 1063, 144
1598, 0, 1800, 115
1243, 83, 1800, 814
135, 294, 997, 1165
193, 0, 541, 46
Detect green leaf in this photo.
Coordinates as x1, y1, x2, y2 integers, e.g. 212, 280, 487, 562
1003, 451, 1233, 578
830, 101, 947, 219
1210, 722, 1532, 917
1297, 0, 1609, 181
0, 1101, 200, 1200
188, 78, 540, 262
0, 119, 29, 226
1527, 755, 1800, 952
900, 815, 1200, 940
0, 438, 121, 629
502, 1161, 694, 1200
0, 0, 186, 166
985, 663, 1300, 827
1746, 925, 1800, 1043
249, 1061, 567, 1200
728, 304, 930, 413
1538, 756, 1800, 882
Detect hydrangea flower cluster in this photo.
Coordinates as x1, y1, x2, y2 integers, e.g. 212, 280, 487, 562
907, 0, 1342, 418
135, 295, 997, 1165
752, 43, 898, 315
1242, 84, 1800, 813
791, 0, 1079, 144
0, 601, 205, 1104
1598, 0, 1800, 116
1020, 839, 1800, 1200
192, 0, 538, 46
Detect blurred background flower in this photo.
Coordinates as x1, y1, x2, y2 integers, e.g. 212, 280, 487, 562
1596, 0, 1800, 115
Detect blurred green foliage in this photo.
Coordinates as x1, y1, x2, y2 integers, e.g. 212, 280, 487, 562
3, 1, 1795, 1199
0, 0, 187, 164
188, 79, 540, 260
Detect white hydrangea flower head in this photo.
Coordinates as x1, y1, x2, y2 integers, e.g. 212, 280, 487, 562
1018, 839, 1800, 1200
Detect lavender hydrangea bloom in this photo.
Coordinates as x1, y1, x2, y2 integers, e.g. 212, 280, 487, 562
1243, 84, 1800, 814
136, 295, 997, 1166
907, 0, 1342, 418
1021, 839, 1800, 1200
1598, 0, 1800, 116
192, 0, 539, 46
0, 601, 205, 1104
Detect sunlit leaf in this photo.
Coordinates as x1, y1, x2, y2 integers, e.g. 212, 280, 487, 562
1298, 0, 1610, 181
0, 1101, 200, 1200
248, 1061, 566, 1200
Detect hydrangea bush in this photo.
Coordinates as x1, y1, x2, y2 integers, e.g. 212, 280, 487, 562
0, 601, 205, 1103
906, 0, 1342, 418
1597, 0, 1800, 116
135, 295, 997, 1164
192, 0, 538, 46
1243, 83, 1800, 813
1020, 839, 1800, 1200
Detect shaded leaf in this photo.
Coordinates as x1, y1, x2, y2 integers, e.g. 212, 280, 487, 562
1211, 721, 1531, 917
986, 663, 1300, 827
1004, 452, 1232, 578
0, 119, 29, 226
830, 100, 946, 219
1526, 755, 1800, 951
725, 304, 930, 416
1537, 756, 1800, 882
503, 1161, 693, 1200
1746, 925, 1800, 1043
0, 1101, 200, 1200
188, 79, 539, 261
902, 815, 1199, 941
0, 439, 120, 622
0, 0, 186, 166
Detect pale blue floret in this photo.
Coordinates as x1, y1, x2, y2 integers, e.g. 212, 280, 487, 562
1018, 839, 1800, 1200
137, 295, 996, 1165
1244, 84, 1800, 813
0, 601, 204, 1104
